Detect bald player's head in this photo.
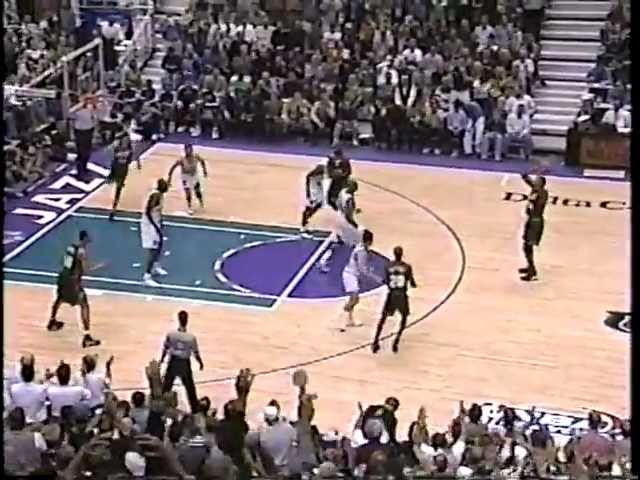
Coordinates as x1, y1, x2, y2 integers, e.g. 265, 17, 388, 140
393, 246, 403, 261
157, 178, 169, 193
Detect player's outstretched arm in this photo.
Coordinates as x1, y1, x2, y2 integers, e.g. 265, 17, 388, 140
166, 161, 180, 187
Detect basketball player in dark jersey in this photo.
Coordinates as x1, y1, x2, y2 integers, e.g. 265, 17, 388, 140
520, 172, 549, 281
326, 149, 352, 210
107, 131, 140, 220
372, 246, 417, 353
301, 163, 325, 233
47, 230, 101, 348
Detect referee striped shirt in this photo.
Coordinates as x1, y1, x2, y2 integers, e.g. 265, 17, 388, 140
163, 329, 199, 360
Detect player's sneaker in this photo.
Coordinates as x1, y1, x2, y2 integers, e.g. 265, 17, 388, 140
371, 342, 381, 354
143, 274, 161, 286
520, 273, 538, 282
392, 341, 399, 353
187, 208, 194, 216
82, 334, 101, 348
108, 211, 115, 221
177, 126, 186, 133
346, 320, 363, 328
47, 320, 64, 332
518, 267, 529, 274
152, 265, 168, 276
212, 128, 220, 140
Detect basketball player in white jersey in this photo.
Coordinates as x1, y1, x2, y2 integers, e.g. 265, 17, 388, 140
318, 179, 360, 272
141, 178, 169, 286
340, 229, 378, 330
300, 163, 326, 235
167, 143, 208, 215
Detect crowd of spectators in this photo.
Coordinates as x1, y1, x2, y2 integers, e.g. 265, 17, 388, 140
104, 0, 542, 162
3, 3, 136, 194
574, 1, 631, 137
3, 349, 633, 479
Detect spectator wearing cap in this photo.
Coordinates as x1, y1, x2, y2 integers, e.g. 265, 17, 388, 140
160, 310, 204, 414
46, 362, 91, 419
8, 361, 47, 425
247, 401, 298, 476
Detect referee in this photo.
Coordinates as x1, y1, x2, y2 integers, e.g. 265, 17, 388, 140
160, 310, 203, 413
71, 97, 97, 180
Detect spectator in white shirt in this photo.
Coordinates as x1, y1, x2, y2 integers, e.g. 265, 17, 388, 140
474, 15, 495, 49
377, 57, 399, 87
401, 38, 423, 65
47, 362, 91, 419
504, 104, 534, 161
8, 362, 47, 425
446, 100, 468, 157
76, 354, 113, 412
323, 24, 342, 48
506, 89, 536, 117
602, 101, 631, 133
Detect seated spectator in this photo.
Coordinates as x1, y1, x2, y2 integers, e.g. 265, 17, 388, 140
446, 100, 468, 157
587, 57, 612, 84
601, 100, 631, 133
481, 107, 506, 162
504, 104, 533, 161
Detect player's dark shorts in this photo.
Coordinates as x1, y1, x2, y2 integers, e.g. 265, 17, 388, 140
523, 217, 544, 246
383, 293, 410, 317
109, 163, 129, 185
328, 177, 348, 204
57, 275, 85, 306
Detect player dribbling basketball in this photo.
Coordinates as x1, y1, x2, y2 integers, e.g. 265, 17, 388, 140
372, 246, 417, 354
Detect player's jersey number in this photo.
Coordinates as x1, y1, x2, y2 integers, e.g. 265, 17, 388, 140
389, 273, 406, 289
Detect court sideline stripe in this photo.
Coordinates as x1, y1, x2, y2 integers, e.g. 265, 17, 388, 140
4, 280, 274, 311
111, 178, 468, 391
72, 211, 294, 238
157, 142, 628, 185
271, 235, 334, 310
4, 267, 277, 299
3, 143, 161, 264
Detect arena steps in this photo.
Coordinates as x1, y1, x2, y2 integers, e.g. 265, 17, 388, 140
531, 0, 610, 154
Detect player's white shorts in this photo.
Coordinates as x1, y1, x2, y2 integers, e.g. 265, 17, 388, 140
182, 172, 199, 190
336, 214, 362, 246
306, 185, 324, 209
342, 270, 360, 294
140, 220, 162, 250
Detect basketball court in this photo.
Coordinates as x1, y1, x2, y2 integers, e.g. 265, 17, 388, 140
3, 142, 630, 436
